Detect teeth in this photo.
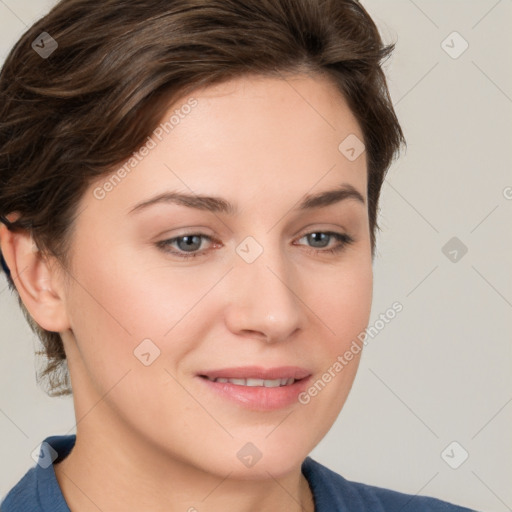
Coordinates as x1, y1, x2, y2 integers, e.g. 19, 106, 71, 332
206, 376, 296, 387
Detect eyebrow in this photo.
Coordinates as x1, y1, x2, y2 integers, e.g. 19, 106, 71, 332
128, 183, 365, 216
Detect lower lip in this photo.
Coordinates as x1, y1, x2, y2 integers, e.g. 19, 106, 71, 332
197, 376, 312, 411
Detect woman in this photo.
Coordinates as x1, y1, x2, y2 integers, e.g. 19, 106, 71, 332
0, 0, 480, 510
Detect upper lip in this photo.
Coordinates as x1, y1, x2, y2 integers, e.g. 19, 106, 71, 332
198, 366, 311, 380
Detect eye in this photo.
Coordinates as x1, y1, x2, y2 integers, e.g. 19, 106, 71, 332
156, 233, 216, 259
156, 230, 355, 260
294, 231, 355, 256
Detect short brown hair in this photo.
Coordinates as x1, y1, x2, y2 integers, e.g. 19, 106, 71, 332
0, 0, 405, 396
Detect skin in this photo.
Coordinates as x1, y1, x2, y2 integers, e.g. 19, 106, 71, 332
0, 72, 373, 512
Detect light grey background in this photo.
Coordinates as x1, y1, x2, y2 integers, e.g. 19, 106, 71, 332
1, 1, 511, 511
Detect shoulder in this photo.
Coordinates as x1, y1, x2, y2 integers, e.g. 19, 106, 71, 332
1, 435, 75, 512
1, 466, 38, 512
301, 456, 480, 512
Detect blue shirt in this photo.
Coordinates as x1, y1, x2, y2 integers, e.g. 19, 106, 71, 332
1, 435, 479, 511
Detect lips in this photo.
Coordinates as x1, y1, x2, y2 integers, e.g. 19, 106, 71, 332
197, 367, 314, 411
197, 366, 311, 381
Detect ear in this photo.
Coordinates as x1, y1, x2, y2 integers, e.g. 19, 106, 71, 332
0, 216, 71, 333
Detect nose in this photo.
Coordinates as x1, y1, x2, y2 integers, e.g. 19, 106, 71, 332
223, 240, 305, 343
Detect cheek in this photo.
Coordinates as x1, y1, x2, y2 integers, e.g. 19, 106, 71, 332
63, 251, 209, 439
63, 249, 194, 386
299, 257, 372, 403
68, 243, 207, 339
64, 240, 238, 409
308, 256, 373, 349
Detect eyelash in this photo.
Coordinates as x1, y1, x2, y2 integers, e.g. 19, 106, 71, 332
156, 231, 355, 260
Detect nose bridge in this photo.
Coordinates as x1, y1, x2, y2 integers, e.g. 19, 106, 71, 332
226, 232, 304, 340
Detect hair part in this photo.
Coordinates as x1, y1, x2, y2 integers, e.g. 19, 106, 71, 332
0, 0, 405, 396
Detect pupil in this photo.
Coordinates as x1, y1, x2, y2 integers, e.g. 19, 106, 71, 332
309, 232, 328, 247
179, 235, 201, 251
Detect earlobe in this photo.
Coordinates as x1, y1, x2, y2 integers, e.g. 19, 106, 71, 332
0, 221, 71, 333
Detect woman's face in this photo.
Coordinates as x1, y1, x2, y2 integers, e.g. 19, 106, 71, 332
59, 72, 373, 478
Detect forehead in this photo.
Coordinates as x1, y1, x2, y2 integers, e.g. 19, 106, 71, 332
186, 72, 363, 147
83, 73, 367, 221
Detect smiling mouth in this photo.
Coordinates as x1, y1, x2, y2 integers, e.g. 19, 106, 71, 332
199, 375, 302, 387
197, 372, 313, 411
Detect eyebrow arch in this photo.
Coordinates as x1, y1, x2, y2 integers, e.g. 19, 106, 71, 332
128, 183, 365, 216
